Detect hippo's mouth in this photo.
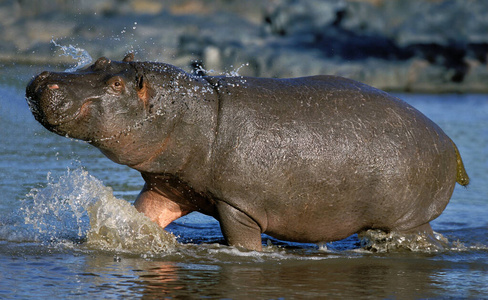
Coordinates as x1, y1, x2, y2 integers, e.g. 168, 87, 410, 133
27, 94, 99, 132
72, 98, 97, 122
55, 97, 100, 126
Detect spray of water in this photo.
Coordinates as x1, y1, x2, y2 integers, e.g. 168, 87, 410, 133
51, 39, 93, 72
22, 168, 99, 242
225, 63, 250, 77
21, 167, 177, 254
86, 188, 178, 254
358, 229, 450, 253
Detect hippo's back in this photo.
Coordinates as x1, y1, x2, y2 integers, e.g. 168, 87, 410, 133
206, 75, 458, 243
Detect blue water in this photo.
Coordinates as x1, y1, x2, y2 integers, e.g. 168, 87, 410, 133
0, 66, 487, 298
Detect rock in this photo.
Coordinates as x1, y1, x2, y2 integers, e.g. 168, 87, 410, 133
1, 0, 487, 92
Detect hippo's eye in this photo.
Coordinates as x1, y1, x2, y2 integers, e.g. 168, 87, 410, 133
107, 76, 125, 94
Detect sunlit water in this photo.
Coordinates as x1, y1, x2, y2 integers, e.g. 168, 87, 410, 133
0, 64, 487, 298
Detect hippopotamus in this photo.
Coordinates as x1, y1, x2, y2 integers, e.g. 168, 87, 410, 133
26, 53, 469, 251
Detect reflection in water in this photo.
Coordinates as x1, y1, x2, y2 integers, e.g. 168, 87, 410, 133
73, 253, 485, 299
139, 262, 186, 296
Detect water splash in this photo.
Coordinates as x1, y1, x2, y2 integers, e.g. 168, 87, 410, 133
52, 39, 93, 72
86, 191, 178, 254
22, 168, 100, 242
358, 229, 450, 253
21, 167, 177, 253
195, 62, 250, 78
225, 63, 250, 77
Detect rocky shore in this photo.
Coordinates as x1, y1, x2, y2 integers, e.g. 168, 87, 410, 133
1, 0, 487, 92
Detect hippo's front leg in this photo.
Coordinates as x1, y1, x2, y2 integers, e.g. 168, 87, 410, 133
134, 184, 192, 229
217, 203, 263, 251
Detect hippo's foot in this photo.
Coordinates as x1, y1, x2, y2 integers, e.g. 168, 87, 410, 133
217, 203, 263, 251
358, 224, 449, 252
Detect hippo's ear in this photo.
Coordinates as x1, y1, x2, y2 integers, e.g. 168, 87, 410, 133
123, 53, 135, 62
93, 57, 111, 70
136, 75, 154, 108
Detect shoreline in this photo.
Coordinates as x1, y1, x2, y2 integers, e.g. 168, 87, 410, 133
2, 0, 487, 93
3, 56, 487, 94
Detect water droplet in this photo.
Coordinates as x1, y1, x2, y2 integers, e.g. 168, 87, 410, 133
51, 39, 93, 72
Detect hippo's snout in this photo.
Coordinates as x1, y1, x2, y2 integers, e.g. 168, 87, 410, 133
26, 71, 81, 129
26, 72, 50, 125
26, 71, 55, 99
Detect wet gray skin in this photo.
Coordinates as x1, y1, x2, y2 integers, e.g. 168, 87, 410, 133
26, 53, 469, 251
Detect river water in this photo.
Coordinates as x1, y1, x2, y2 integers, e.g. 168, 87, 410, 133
0, 64, 487, 299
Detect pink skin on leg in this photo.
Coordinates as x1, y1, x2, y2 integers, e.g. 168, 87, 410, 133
134, 187, 191, 229
133, 174, 217, 235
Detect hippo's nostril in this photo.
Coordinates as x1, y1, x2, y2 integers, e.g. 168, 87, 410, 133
38, 71, 51, 81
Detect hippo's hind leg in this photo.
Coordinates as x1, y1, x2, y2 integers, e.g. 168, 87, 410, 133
401, 223, 435, 236
217, 203, 263, 251
400, 223, 436, 241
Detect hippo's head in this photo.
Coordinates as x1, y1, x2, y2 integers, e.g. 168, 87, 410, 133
26, 53, 217, 170
27, 54, 145, 140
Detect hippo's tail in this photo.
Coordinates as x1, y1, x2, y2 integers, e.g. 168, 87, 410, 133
452, 141, 470, 186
